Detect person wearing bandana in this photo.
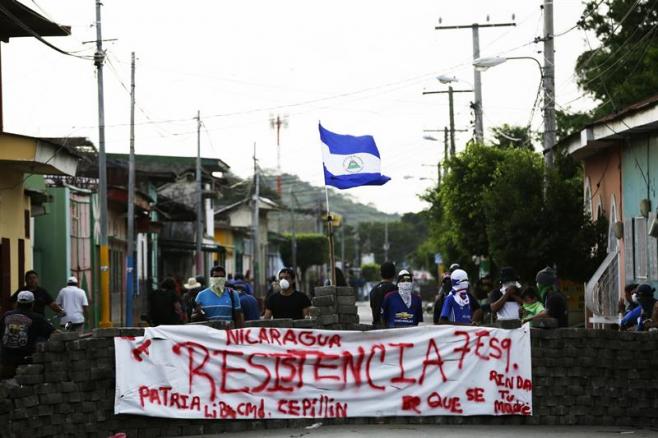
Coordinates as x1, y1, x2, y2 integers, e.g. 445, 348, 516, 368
381, 270, 423, 328
439, 269, 473, 325
193, 265, 244, 328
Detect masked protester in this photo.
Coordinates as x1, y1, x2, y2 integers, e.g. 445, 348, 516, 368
263, 268, 311, 320
488, 267, 523, 323
193, 266, 244, 328
525, 266, 568, 328
381, 270, 423, 328
620, 284, 657, 331
439, 269, 474, 325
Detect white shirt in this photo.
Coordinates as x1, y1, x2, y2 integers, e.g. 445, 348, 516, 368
56, 285, 89, 324
497, 301, 520, 320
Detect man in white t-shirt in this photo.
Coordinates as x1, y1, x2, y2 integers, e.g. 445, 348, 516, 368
55, 276, 89, 331
488, 267, 522, 322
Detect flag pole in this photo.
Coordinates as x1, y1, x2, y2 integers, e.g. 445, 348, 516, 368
324, 184, 337, 286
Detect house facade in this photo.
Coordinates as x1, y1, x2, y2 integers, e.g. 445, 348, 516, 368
567, 95, 658, 324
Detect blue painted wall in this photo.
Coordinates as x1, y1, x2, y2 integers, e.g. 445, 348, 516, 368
621, 134, 658, 219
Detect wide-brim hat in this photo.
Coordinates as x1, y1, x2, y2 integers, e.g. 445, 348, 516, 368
183, 277, 202, 290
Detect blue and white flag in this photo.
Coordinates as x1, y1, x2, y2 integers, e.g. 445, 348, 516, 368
319, 123, 391, 190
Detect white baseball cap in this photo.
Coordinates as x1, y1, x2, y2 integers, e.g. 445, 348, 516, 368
67, 276, 78, 284
17, 291, 35, 303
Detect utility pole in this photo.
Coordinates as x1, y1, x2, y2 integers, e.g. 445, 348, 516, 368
423, 88, 472, 155
289, 187, 298, 273
195, 111, 204, 279
94, 0, 111, 328
383, 221, 389, 262
543, 0, 556, 166
435, 20, 516, 143
270, 114, 288, 195
126, 52, 136, 327
252, 143, 260, 297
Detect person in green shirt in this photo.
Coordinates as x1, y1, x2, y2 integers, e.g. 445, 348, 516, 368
521, 287, 545, 323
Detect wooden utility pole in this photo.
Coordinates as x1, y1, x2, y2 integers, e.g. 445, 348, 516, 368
126, 52, 136, 327
95, 0, 111, 328
543, 0, 556, 166
435, 20, 516, 143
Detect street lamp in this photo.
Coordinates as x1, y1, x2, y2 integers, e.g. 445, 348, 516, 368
473, 55, 555, 166
473, 56, 542, 75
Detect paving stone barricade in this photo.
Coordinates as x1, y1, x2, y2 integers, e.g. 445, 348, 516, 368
2, 297, 657, 436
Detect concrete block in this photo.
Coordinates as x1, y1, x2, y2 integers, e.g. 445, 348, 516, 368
338, 314, 359, 324
337, 296, 356, 305
337, 304, 358, 314
316, 305, 336, 316
92, 328, 122, 338
318, 314, 339, 325
312, 295, 335, 307
292, 319, 316, 329
314, 286, 336, 297
336, 287, 355, 296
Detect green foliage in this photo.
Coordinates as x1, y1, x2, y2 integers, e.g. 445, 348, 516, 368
490, 124, 534, 150
360, 263, 380, 282
356, 212, 429, 267
556, 109, 594, 143
425, 144, 607, 282
280, 233, 328, 280
576, 0, 658, 112
424, 143, 506, 268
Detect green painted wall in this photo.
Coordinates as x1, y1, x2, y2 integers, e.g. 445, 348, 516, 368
33, 187, 70, 298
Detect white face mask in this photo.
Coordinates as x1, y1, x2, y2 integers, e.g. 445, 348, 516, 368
279, 278, 291, 291
209, 277, 226, 294
632, 293, 639, 303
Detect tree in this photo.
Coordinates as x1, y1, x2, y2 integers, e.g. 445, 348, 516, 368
576, 0, 658, 113
422, 143, 506, 270
556, 109, 594, 143
490, 124, 534, 150
360, 263, 380, 282
425, 142, 607, 282
280, 233, 328, 289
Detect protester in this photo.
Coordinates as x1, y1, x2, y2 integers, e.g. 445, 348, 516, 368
618, 283, 639, 315
489, 267, 523, 323
381, 270, 423, 328
266, 275, 278, 300
521, 287, 545, 323
181, 276, 203, 322
55, 276, 88, 331
434, 272, 482, 325
230, 281, 260, 322
620, 284, 657, 331
526, 266, 568, 327
8, 270, 63, 316
1, 291, 54, 379
148, 278, 184, 326
233, 273, 253, 295
369, 262, 398, 327
438, 269, 475, 325
264, 267, 311, 320
194, 266, 244, 327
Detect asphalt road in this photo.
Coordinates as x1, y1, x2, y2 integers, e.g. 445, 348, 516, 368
182, 424, 657, 438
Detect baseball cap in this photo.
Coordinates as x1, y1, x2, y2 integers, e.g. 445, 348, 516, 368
67, 276, 78, 284
17, 291, 35, 303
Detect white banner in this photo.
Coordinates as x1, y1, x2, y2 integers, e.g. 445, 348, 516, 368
114, 324, 532, 419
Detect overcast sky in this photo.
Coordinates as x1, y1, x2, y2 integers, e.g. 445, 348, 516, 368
4, 0, 597, 214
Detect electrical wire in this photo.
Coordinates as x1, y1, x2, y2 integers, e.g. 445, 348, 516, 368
0, 2, 93, 60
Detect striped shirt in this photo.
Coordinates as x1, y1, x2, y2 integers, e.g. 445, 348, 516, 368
194, 288, 241, 322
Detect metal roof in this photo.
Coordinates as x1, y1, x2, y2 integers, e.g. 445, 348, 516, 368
0, 0, 70, 42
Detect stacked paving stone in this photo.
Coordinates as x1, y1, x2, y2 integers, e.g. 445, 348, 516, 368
311, 286, 359, 330
2, 324, 658, 437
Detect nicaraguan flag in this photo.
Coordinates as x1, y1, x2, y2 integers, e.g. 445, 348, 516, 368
319, 123, 391, 189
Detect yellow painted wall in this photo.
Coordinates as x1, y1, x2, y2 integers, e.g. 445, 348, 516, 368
0, 135, 36, 162
214, 228, 234, 271
0, 169, 32, 293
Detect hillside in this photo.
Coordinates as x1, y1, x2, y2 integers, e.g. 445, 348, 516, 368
259, 171, 399, 226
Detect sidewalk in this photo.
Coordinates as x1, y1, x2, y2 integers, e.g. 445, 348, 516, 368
182, 424, 656, 438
